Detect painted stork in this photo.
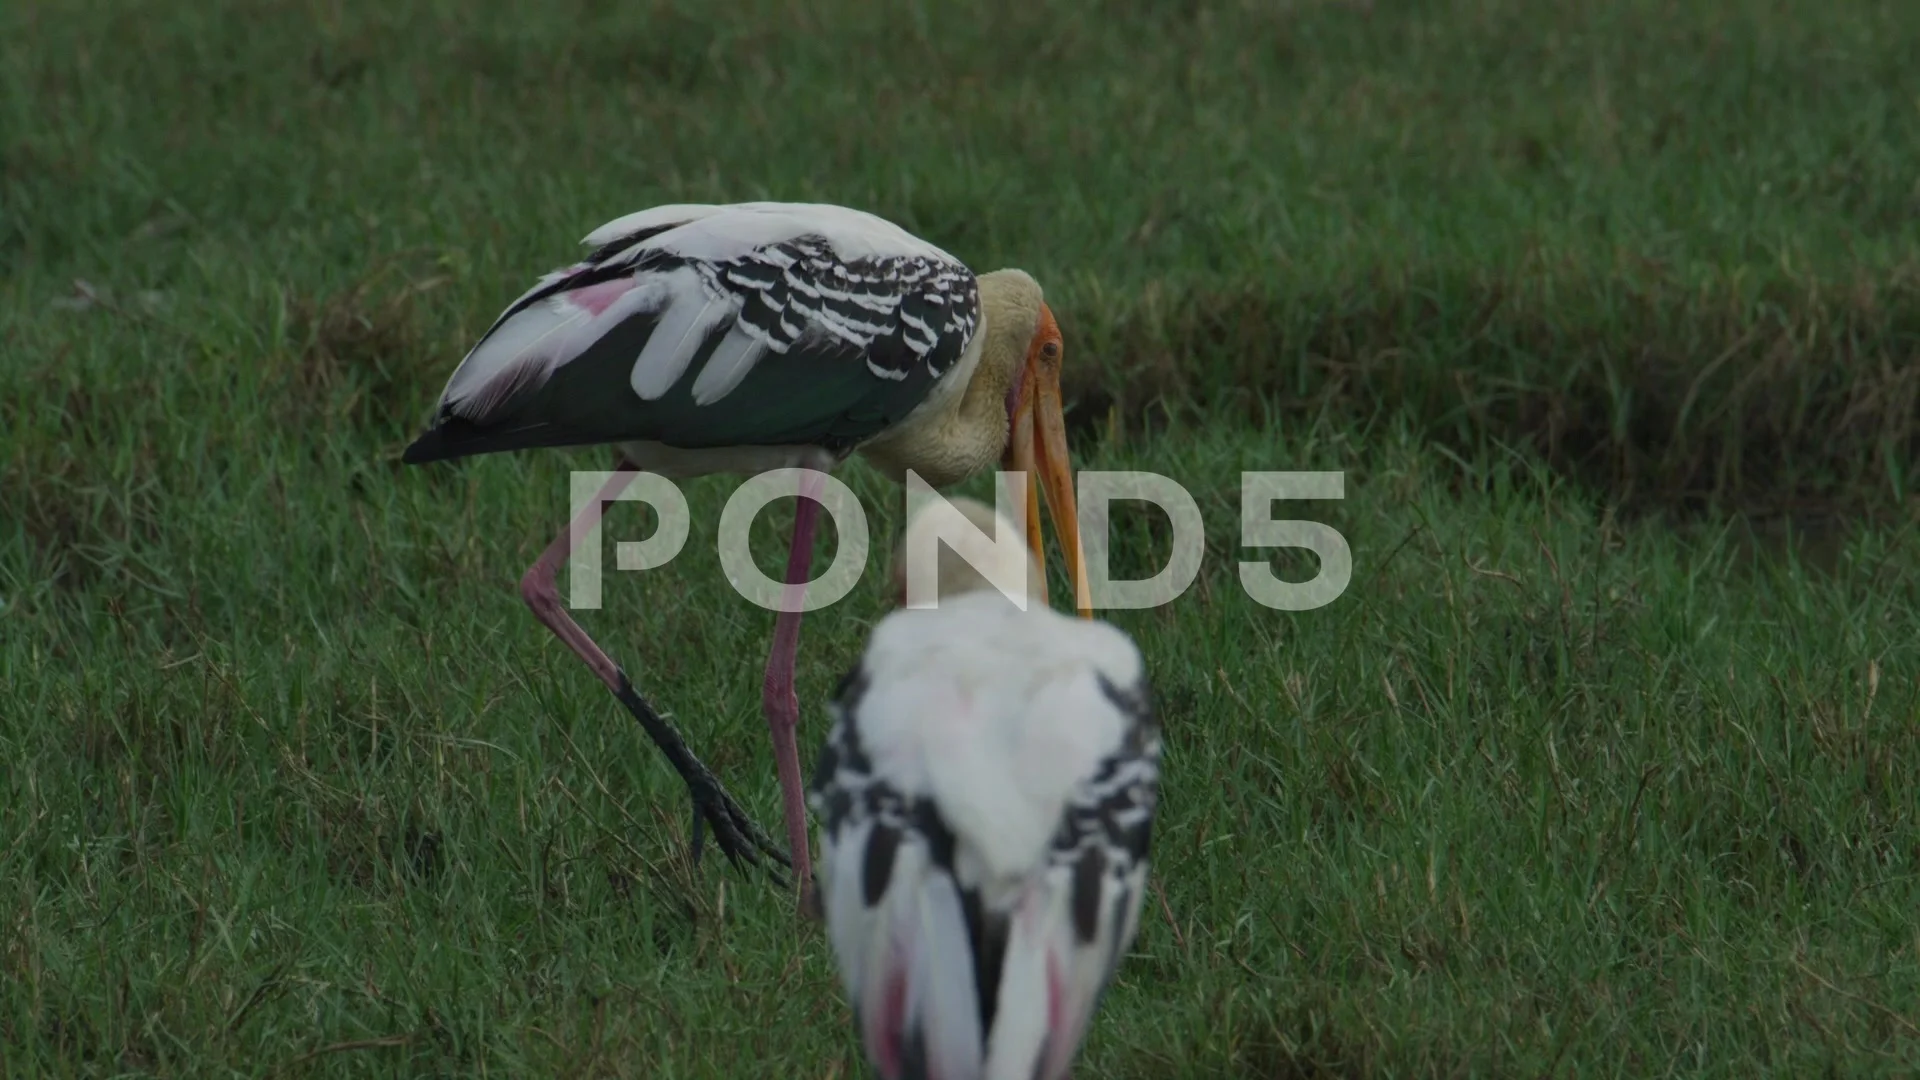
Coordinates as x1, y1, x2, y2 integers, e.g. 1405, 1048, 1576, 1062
809, 497, 1160, 1080
400, 202, 1091, 905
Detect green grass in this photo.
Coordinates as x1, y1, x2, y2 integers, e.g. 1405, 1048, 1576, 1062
3, 0, 1918, 1075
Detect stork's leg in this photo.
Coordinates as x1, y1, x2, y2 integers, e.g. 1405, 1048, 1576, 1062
762, 475, 823, 915
521, 464, 788, 879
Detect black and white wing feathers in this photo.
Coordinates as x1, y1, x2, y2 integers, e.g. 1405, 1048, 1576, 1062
402, 202, 981, 464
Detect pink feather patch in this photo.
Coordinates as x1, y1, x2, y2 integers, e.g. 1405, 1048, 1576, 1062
872, 961, 909, 1078
1039, 949, 1072, 1080
564, 277, 637, 316
1046, 949, 1066, 1034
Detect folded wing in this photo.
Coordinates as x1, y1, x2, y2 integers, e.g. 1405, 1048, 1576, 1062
402, 202, 980, 463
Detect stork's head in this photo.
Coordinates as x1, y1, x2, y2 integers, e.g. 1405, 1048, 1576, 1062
889, 496, 1046, 608
993, 289, 1090, 619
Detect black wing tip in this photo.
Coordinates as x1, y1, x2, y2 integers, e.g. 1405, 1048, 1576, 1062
399, 419, 499, 465
399, 416, 591, 464
400, 426, 454, 465
831, 663, 871, 710
1097, 672, 1157, 740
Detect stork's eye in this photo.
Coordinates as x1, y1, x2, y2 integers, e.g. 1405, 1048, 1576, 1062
1041, 341, 1061, 359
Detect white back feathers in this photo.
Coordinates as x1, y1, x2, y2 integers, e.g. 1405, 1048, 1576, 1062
808, 498, 1162, 1080
582, 201, 962, 264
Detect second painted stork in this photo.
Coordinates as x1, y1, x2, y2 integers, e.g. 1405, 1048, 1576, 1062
809, 496, 1160, 1080
401, 201, 1091, 907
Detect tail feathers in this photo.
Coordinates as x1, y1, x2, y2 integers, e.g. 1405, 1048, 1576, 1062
907, 877, 988, 1078
399, 416, 599, 464
853, 846, 990, 1080
984, 882, 1109, 1080
842, 853, 1123, 1080
981, 894, 1060, 1080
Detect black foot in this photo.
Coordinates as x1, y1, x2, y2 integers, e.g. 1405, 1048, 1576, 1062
609, 670, 791, 883
688, 771, 791, 882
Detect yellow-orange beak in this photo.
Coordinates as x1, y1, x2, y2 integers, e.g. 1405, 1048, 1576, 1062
1003, 305, 1091, 618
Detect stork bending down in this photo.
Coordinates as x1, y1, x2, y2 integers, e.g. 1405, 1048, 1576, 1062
401, 202, 1091, 908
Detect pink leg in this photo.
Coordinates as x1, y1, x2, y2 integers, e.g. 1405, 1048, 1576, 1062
521, 464, 787, 875
762, 471, 824, 913
519, 468, 639, 694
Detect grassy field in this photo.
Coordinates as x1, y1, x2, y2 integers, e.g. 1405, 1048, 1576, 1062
3, 0, 1919, 1075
